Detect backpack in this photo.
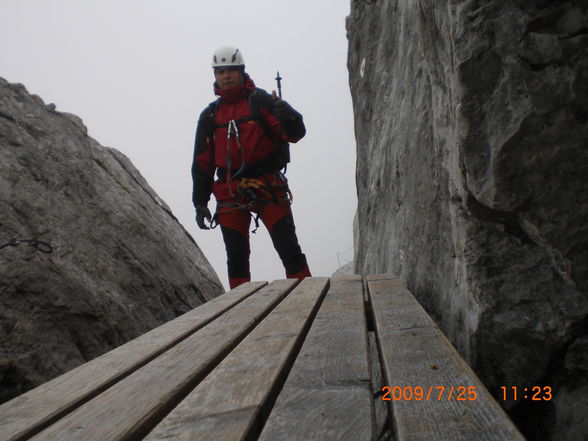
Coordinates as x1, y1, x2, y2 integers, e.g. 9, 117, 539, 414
205, 88, 290, 173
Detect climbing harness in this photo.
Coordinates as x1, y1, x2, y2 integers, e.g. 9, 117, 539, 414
211, 173, 293, 233
0, 238, 53, 254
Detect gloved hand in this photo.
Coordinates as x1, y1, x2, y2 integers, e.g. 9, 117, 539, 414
195, 205, 212, 230
271, 97, 295, 122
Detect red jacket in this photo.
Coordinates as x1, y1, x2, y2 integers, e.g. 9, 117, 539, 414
192, 74, 305, 205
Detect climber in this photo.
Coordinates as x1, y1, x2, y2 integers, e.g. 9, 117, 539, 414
191, 45, 311, 289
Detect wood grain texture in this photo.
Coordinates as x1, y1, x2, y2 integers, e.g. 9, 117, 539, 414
367, 274, 526, 441
25, 279, 295, 441
143, 277, 330, 441
3, 274, 529, 441
0, 281, 267, 441
258, 275, 375, 441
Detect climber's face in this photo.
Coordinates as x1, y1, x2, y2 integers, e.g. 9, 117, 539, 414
214, 67, 243, 90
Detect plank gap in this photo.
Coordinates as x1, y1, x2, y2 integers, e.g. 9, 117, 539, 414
322, 379, 372, 388
364, 285, 376, 333
241, 279, 331, 441
119, 281, 300, 441
365, 277, 398, 441
391, 325, 436, 332
8, 283, 267, 441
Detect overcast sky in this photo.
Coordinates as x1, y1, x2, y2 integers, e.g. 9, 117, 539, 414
1, 0, 356, 289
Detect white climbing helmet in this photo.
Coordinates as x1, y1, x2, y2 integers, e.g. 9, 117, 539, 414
212, 46, 245, 69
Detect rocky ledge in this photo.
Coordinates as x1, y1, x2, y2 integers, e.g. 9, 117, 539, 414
0, 78, 224, 403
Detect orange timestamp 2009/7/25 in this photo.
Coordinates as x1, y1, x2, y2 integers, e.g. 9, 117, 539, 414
379, 385, 554, 402
380, 385, 478, 401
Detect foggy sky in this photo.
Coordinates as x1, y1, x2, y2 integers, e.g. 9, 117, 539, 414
1, 0, 356, 289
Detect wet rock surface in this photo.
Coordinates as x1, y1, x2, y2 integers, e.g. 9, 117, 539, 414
347, 1, 588, 439
0, 78, 224, 404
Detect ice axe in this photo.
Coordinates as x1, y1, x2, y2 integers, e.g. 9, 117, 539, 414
275, 71, 283, 99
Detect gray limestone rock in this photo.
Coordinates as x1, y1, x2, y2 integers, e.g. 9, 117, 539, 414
347, 1, 588, 440
332, 261, 355, 277
0, 77, 224, 404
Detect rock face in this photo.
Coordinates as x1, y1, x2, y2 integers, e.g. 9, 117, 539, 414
347, 1, 588, 440
332, 261, 355, 277
0, 78, 224, 404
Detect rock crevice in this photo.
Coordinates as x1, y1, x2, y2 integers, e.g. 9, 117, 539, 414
347, 1, 588, 439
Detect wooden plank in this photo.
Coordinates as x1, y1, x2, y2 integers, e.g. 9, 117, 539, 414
26, 279, 296, 441
0, 281, 267, 441
258, 275, 375, 441
367, 274, 526, 441
143, 277, 330, 441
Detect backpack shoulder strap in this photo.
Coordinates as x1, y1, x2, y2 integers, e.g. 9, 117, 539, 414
207, 98, 220, 121
248, 88, 279, 142
248, 88, 291, 169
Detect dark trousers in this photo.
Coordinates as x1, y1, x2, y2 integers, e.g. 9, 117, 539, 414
217, 201, 311, 289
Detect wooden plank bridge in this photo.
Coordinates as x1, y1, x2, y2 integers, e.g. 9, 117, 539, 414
0, 274, 525, 441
